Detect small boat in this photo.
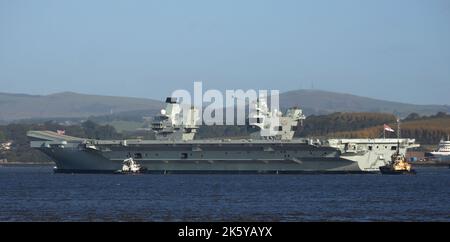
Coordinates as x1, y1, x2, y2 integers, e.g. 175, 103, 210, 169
115, 158, 147, 174
379, 153, 416, 175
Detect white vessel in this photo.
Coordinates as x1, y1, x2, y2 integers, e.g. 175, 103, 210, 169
428, 136, 450, 158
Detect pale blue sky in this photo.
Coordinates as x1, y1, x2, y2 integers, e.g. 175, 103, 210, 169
1, 0, 449, 104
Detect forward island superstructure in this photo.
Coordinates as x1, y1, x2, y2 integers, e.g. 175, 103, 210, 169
28, 97, 419, 174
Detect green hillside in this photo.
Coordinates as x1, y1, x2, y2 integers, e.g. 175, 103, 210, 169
1, 89, 450, 123
280, 89, 450, 117
0, 92, 163, 122
296, 112, 397, 137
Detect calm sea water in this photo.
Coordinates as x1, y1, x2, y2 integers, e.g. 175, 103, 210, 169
0, 165, 449, 221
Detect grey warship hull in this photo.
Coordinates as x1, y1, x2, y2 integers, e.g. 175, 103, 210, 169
28, 131, 418, 174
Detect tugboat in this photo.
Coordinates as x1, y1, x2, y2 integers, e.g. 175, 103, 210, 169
379, 118, 416, 175
379, 153, 416, 175
115, 158, 147, 174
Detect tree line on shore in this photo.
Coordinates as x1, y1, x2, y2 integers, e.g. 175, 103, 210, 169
328, 112, 450, 145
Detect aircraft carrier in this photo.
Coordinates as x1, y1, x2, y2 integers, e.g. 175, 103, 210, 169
27, 97, 419, 174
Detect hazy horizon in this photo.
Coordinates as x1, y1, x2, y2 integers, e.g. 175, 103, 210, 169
1, 0, 449, 105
